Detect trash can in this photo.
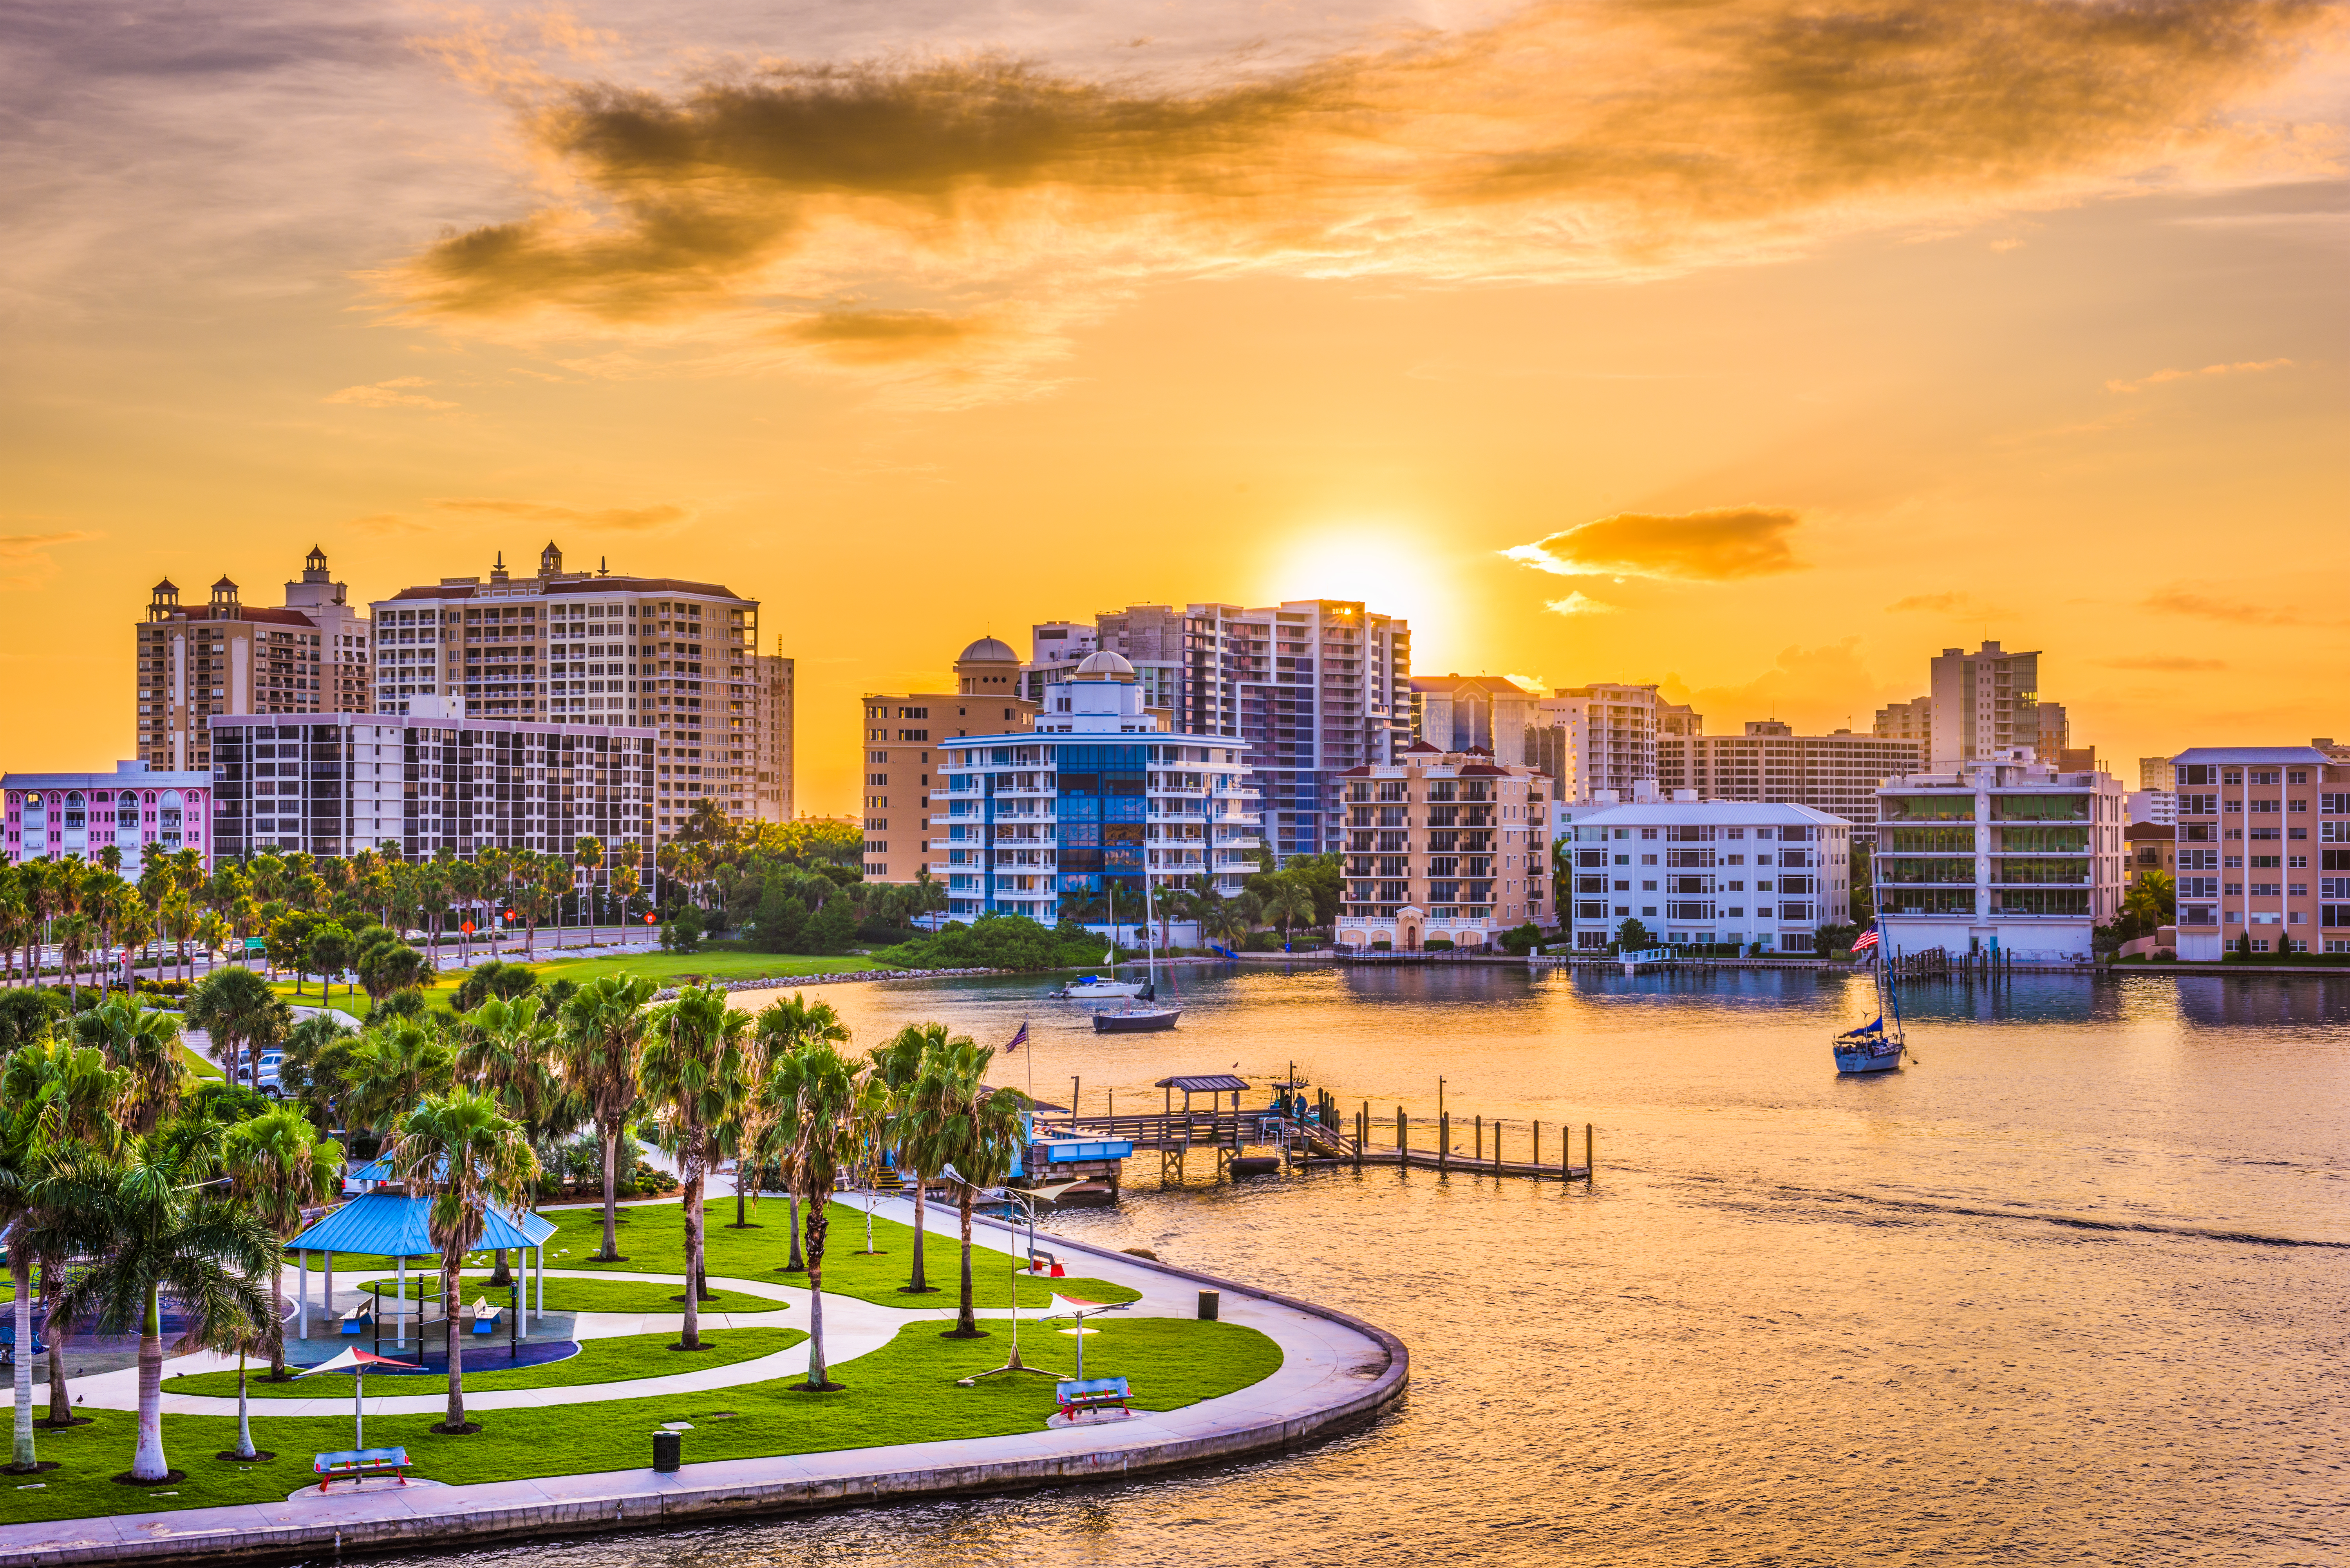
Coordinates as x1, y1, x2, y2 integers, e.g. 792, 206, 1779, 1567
1197, 1290, 1220, 1322
653, 1431, 682, 1473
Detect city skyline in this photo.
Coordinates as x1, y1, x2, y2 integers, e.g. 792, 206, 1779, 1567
4, 0, 2345, 815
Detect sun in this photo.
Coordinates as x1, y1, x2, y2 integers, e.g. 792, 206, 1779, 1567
1263, 527, 1447, 631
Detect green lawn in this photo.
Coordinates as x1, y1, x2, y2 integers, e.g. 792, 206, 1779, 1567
177, 1044, 221, 1081
343, 1275, 779, 1315
162, 1327, 806, 1400
0, 1315, 1278, 1523
535, 1199, 1143, 1310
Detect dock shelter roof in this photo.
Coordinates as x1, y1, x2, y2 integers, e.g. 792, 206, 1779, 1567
1153, 1074, 1250, 1094
284, 1191, 557, 1259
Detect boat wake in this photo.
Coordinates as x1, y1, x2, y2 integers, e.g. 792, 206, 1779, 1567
1726, 1180, 2350, 1250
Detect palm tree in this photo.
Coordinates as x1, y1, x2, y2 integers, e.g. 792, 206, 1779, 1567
574, 836, 604, 947
387, 1087, 538, 1433
884, 1023, 976, 1297
942, 1078, 1033, 1337
770, 1040, 862, 1390
159, 891, 199, 988
70, 997, 189, 1135
641, 985, 751, 1348
4, 1040, 127, 1453
558, 973, 658, 1261
610, 860, 642, 929
186, 965, 291, 1091
753, 995, 851, 1264
53, 913, 94, 1011
340, 1019, 457, 1138
49, 1122, 277, 1482
224, 1106, 344, 1379
1261, 876, 1316, 951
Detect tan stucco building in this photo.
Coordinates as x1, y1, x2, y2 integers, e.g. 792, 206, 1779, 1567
860, 638, 1038, 883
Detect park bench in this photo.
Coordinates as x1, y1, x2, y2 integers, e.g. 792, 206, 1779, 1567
311, 1446, 411, 1490
337, 1306, 373, 1336
1054, 1376, 1133, 1423
471, 1297, 503, 1335
0, 1323, 47, 1366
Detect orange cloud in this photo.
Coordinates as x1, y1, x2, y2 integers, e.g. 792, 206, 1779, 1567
2143, 587, 2333, 627
1507, 506, 1804, 582
430, 498, 691, 532
324, 376, 457, 409
2105, 357, 2293, 393
0, 531, 100, 590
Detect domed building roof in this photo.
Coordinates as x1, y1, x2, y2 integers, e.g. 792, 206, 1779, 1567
1075, 650, 1136, 680
958, 636, 1019, 664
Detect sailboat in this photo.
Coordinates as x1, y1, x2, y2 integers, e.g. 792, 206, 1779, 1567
1051, 883, 1149, 998
1833, 931, 1909, 1074
1094, 873, 1179, 1032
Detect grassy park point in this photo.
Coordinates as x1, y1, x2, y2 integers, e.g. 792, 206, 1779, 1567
162, 1327, 809, 1399
0, 1201, 1259, 1526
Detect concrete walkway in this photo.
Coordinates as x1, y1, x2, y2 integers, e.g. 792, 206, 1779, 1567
2, 1207, 1406, 1566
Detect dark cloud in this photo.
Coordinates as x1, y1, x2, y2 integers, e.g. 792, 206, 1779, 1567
1506, 506, 1804, 582
393, 0, 2337, 332
781, 308, 994, 363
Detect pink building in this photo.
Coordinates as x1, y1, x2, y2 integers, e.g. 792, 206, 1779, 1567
2, 760, 213, 876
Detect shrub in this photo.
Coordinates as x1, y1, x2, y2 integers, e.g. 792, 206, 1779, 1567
1496, 922, 1543, 955
660, 907, 706, 954
1370, 939, 1393, 952
1423, 938, 1455, 951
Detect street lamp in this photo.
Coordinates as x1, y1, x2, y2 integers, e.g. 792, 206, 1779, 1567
955, 1182, 1086, 1385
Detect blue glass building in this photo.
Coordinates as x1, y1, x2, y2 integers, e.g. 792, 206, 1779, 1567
938, 652, 1260, 925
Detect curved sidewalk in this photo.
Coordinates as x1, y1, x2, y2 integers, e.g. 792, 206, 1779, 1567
3, 1213, 1406, 1566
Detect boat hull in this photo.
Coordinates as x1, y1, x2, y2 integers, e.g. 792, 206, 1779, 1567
1056, 979, 1146, 999
1093, 1008, 1180, 1033
1833, 1044, 1903, 1074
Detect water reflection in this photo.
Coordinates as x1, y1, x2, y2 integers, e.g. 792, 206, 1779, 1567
418, 965, 2346, 1568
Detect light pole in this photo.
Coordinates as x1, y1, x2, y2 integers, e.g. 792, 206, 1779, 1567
955, 1182, 1085, 1385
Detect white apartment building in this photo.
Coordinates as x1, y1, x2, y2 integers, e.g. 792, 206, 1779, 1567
936, 652, 1260, 926
1553, 795, 1852, 952
1020, 600, 1409, 861
1872, 757, 2126, 960
210, 698, 654, 867
1654, 721, 1922, 836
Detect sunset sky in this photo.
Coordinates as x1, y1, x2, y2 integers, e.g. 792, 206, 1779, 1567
5, 0, 2345, 813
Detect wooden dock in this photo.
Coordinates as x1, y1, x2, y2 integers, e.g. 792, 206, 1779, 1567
1035, 1089, 1595, 1186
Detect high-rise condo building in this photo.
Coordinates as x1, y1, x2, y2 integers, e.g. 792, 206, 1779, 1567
938, 651, 1259, 926
1927, 641, 2044, 765
1872, 755, 2126, 960
1410, 676, 1540, 762
752, 646, 795, 823
368, 542, 766, 844
136, 547, 372, 772
1020, 601, 1410, 862
1332, 740, 1551, 952
860, 639, 1038, 884
2167, 746, 2350, 960
209, 698, 652, 866
1873, 696, 1932, 744
1526, 683, 1698, 801
1654, 721, 1922, 835
1553, 795, 1851, 954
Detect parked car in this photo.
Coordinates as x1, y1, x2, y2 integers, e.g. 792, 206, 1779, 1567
253, 1050, 285, 1097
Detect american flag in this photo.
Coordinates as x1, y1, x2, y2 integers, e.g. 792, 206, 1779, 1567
1005, 1019, 1029, 1053
1851, 929, 1880, 954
